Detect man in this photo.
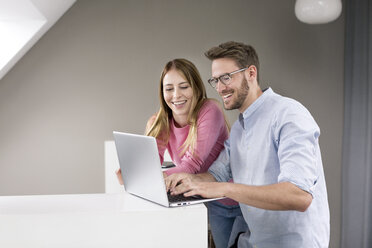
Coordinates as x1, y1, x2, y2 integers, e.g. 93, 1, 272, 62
165, 41, 330, 247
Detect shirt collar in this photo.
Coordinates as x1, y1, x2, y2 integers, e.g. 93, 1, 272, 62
239, 87, 273, 128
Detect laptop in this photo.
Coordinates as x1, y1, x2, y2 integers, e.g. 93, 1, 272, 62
113, 131, 224, 207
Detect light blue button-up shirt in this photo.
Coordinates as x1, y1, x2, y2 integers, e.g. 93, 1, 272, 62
209, 88, 330, 248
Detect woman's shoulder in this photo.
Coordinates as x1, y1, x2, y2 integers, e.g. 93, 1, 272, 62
199, 99, 224, 115
197, 99, 229, 134
145, 113, 158, 131
147, 114, 157, 124
197, 99, 227, 126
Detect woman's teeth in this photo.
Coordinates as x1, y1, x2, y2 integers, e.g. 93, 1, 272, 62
173, 100, 187, 105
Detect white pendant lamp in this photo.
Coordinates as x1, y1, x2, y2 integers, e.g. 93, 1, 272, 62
295, 0, 342, 24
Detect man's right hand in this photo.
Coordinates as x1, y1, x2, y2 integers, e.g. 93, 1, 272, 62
164, 173, 195, 193
165, 172, 225, 199
116, 168, 124, 185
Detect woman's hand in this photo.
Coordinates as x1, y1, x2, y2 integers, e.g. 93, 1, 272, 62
116, 168, 124, 185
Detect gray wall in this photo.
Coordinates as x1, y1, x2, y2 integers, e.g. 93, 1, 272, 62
0, 0, 344, 247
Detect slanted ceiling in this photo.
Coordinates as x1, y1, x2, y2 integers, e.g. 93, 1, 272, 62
0, 0, 76, 80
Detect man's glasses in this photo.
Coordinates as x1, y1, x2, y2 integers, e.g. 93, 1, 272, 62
207, 67, 248, 89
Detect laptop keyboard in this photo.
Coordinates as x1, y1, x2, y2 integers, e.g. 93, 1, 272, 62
167, 192, 204, 203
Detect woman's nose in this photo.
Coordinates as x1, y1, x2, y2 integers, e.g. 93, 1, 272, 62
173, 88, 181, 98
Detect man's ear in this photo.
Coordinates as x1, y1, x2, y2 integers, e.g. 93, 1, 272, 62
245, 65, 257, 81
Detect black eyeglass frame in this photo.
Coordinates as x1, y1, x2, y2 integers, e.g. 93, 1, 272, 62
207, 67, 249, 89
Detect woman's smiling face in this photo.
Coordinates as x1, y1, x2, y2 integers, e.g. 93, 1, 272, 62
162, 69, 193, 127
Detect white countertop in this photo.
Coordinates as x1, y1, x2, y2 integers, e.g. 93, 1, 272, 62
0, 192, 204, 215
0, 192, 208, 248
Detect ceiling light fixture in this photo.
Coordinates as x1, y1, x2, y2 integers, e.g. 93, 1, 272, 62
295, 0, 342, 24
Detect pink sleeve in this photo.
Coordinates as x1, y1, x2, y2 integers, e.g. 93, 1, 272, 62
165, 101, 226, 175
156, 139, 166, 165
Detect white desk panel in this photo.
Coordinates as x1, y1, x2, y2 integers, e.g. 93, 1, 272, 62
0, 193, 207, 248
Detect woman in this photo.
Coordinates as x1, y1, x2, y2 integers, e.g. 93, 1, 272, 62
117, 58, 245, 248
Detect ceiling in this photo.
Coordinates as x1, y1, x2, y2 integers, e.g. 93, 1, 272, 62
0, 0, 76, 80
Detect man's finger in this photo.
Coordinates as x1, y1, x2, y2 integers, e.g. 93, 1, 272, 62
183, 189, 196, 197
169, 176, 180, 190
171, 181, 190, 195
165, 178, 170, 192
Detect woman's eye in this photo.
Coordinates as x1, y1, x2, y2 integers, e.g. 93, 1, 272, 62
165, 88, 173, 91
179, 85, 189, 89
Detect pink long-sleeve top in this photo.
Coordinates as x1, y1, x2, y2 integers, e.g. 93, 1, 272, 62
157, 100, 237, 206
158, 100, 228, 175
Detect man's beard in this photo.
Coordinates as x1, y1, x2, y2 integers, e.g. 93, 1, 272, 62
224, 78, 249, 110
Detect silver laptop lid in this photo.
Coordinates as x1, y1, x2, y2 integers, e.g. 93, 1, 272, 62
113, 131, 169, 207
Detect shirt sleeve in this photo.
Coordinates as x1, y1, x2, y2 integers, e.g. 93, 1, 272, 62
276, 105, 320, 197
156, 139, 166, 165
164, 101, 227, 175
208, 138, 232, 182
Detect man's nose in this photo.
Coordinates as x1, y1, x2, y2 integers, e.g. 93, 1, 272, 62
216, 81, 227, 93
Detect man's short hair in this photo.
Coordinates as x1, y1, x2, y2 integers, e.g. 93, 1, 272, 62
205, 41, 260, 83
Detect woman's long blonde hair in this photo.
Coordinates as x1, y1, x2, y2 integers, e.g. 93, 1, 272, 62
145, 58, 209, 156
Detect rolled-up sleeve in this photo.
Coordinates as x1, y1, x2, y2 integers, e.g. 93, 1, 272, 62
277, 108, 320, 197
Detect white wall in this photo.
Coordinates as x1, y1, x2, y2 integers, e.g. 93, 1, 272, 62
0, 0, 344, 247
